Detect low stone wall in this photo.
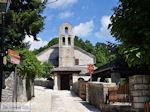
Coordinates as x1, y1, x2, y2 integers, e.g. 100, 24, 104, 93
34, 78, 54, 89
129, 75, 150, 112
2, 72, 34, 102
87, 82, 116, 111
2, 72, 15, 102
72, 80, 85, 95
72, 82, 79, 95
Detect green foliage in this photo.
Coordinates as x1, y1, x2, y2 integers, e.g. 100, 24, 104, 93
93, 42, 116, 67
119, 45, 144, 67
33, 38, 59, 54
75, 36, 94, 53
109, 0, 150, 67
1, 0, 47, 50
41, 62, 53, 78
17, 49, 43, 77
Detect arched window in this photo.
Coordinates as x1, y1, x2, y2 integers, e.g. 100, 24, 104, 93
65, 27, 68, 35
62, 37, 65, 45
68, 37, 71, 45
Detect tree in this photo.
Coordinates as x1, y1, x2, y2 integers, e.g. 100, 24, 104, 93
94, 42, 116, 67
74, 36, 86, 50
1, 0, 47, 50
17, 49, 43, 78
84, 40, 94, 53
41, 62, 53, 78
109, 0, 150, 67
33, 37, 58, 54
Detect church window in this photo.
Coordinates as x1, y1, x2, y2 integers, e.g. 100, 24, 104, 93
65, 27, 68, 35
62, 37, 65, 45
75, 59, 79, 65
68, 37, 71, 45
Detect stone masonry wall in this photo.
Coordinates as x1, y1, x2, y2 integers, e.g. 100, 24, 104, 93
2, 72, 34, 102
2, 72, 14, 102
72, 80, 85, 95
87, 82, 116, 110
129, 75, 150, 112
34, 78, 54, 89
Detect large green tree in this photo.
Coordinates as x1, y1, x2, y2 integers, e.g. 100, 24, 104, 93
17, 49, 43, 78
109, 0, 150, 67
94, 42, 116, 67
1, 0, 47, 50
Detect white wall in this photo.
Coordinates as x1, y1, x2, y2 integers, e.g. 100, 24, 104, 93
37, 48, 58, 63
74, 49, 94, 66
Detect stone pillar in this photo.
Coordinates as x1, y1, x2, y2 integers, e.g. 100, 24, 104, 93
73, 73, 78, 83
111, 72, 120, 84
54, 75, 58, 90
129, 75, 150, 112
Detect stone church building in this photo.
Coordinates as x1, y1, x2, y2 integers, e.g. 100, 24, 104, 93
37, 23, 96, 90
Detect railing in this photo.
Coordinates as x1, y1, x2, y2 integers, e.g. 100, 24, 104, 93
108, 84, 132, 103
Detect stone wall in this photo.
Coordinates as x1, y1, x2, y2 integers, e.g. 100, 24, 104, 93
72, 82, 79, 95
72, 80, 85, 95
87, 82, 116, 111
34, 78, 54, 89
2, 72, 34, 102
2, 72, 14, 102
129, 75, 150, 112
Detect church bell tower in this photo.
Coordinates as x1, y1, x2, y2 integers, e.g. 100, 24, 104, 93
59, 23, 75, 67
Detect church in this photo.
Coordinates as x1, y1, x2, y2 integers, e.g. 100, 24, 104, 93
37, 23, 96, 90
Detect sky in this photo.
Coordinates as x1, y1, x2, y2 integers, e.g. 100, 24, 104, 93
26, 0, 119, 50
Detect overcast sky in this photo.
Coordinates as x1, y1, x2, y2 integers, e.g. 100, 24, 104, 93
26, 0, 119, 50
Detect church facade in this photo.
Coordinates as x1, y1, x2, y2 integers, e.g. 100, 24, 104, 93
37, 23, 96, 90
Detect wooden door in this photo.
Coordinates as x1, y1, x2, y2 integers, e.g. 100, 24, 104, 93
60, 75, 70, 90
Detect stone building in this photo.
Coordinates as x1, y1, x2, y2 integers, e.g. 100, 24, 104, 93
37, 23, 96, 90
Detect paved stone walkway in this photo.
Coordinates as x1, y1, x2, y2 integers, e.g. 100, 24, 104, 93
30, 86, 52, 112
30, 86, 100, 112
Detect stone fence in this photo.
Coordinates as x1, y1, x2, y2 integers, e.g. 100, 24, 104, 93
87, 82, 116, 110
34, 78, 54, 89
72, 81, 116, 111
2, 72, 34, 102
72, 80, 85, 95
72, 75, 150, 112
129, 75, 150, 112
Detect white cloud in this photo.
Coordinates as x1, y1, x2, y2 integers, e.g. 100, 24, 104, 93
73, 20, 94, 37
58, 11, 73, 19
95, 16, 116, 43
47, 0, 78, 9
24, 35, 48, 51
